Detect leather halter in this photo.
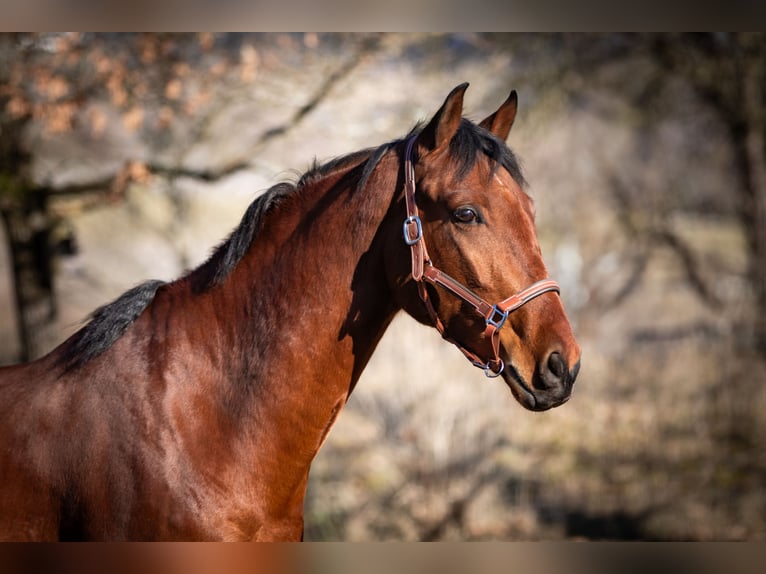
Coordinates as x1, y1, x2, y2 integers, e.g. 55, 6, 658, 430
401, 135, 561, 377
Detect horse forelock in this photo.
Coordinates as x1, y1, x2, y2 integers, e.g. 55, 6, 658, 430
448, 119, 527, 187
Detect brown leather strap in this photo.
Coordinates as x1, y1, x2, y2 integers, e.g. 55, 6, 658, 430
403, 136, 428, 281
401, 135, 561, 377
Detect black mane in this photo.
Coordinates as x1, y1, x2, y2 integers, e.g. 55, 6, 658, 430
62, 279, 165, 369
57, 180, 297, 369
187, 181, 295, 294
58, 117, 524, 369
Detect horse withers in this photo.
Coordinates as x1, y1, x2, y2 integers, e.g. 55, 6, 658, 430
0, 83, 580, 540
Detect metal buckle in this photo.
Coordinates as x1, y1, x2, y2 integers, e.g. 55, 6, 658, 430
403, 215, 423, 246
486, 305, 508, 330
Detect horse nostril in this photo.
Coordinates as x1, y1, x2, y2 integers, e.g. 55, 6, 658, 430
536, 351, 577, 392
547, 352, 566, 380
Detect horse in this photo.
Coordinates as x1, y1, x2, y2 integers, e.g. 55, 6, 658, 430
0, 83, 581, 541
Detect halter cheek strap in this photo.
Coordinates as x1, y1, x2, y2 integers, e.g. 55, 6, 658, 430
402, 135, 561, 377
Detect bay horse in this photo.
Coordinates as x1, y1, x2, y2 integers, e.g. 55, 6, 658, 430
0, 83, 580, 541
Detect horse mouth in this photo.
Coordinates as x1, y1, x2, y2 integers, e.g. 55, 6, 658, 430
500, 362, 572, 412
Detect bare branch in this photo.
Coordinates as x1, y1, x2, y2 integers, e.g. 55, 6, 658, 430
653, 226, 723, 308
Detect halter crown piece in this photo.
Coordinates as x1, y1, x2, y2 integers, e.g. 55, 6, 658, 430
401, 135, 561, 378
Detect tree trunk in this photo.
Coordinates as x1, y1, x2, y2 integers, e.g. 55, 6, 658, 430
0, 193, 58, 363
737, 55, 766, 355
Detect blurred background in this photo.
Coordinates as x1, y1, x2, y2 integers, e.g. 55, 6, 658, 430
1, 33, 765, 540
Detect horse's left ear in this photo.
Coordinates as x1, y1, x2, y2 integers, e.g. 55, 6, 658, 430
479, 89, 518, 141
417, 82, 469, 154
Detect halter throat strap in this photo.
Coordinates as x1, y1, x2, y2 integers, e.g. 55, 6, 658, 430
401, 135, 561, 377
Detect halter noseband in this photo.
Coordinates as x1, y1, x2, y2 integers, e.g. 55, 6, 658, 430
401, 135, 561, 378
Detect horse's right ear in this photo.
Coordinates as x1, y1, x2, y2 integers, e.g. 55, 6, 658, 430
417, 83, 468, 154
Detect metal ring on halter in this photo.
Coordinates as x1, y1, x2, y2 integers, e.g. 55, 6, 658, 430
484, 359, 504, 378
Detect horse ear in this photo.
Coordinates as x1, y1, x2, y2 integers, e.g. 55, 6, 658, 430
417, 82, 469, 154
479, 89, 518, 141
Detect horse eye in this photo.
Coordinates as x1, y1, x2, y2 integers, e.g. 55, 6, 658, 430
452, 206, 480, 224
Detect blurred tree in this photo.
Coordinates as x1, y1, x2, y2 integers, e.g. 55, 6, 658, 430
648, 33, 766, 354
0, 32, 379, 361
1, 33, 224, 359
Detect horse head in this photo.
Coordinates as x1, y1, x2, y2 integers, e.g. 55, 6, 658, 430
386, 83, 581, 411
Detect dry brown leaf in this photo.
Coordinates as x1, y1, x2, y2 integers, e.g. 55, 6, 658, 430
89, 107, 108, 137
6, 96, 31, 119
122, 106, 144, 132
165, 78, 182, 100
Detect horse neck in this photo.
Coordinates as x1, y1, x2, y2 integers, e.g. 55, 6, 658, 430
186, 150, 403, 467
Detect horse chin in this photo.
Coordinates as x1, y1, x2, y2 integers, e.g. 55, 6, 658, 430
500, 364, 571, 412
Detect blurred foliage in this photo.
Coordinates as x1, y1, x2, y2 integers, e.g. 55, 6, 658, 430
3, 33, 245, 137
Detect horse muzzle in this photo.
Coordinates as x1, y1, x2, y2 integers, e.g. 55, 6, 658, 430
503, 353, 581, 411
